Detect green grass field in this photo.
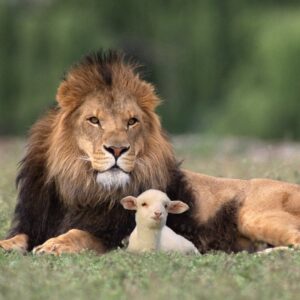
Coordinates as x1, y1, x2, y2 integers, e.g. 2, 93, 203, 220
1, 136, 300, 300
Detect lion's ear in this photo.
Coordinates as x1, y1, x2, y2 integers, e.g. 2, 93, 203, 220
137, 82, 161, 112
120, 196, 137, 210
56, 80, 82, 110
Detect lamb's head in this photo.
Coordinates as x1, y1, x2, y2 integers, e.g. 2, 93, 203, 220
120, 189, 189, 229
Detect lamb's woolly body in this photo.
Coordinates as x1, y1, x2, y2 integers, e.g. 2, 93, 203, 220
127, 225, 199, 254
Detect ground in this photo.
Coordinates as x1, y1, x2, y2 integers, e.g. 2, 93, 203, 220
1, 136, 300, 300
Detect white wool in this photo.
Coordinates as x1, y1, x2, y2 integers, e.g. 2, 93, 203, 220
127, 226, 199, 254
123, 189, 199, 255
96, 169, 130, 190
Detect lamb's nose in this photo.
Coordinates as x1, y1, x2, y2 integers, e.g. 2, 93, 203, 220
154, 212, 162, 217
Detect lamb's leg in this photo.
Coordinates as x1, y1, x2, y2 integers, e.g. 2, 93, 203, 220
33, 229, 106, 255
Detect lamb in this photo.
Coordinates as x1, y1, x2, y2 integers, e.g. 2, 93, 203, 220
120, 189, 199, 254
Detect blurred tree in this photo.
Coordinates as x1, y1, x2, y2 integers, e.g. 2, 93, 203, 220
214, 9, 300, 139
0, 3, 20, 134
1, 0, 300, 139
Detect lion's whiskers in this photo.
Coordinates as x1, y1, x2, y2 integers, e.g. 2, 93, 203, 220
77, 156, 91, 162
135, 158, 147, 167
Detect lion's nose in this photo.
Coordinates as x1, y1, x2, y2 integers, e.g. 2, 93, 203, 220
104, 145, 130, 159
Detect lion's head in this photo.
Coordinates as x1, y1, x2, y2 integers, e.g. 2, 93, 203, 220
43, 51, 176, 207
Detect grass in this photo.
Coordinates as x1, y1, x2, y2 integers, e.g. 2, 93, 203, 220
1, 135, 300, 300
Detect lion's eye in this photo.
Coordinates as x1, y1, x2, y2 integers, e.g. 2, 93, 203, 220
141, 202, 147, 207
128, 118, 138, 127
88, 117, 100, 125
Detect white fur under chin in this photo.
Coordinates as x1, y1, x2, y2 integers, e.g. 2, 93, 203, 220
96, 169, 130, 190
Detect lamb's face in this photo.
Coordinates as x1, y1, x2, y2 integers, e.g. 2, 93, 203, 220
135, 191, 170, 228
120, 189, 190, 229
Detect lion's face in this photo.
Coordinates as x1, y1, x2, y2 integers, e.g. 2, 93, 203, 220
49, 51, 176, 205
73, 90, 147, 189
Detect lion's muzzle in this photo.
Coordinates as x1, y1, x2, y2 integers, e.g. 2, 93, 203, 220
103, 145, 130, 159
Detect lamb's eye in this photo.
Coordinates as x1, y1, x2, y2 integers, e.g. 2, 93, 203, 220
88, 117, 100, 125
141, 202, 147, 207
128, 118, 138, 127
164, 204, 168, 208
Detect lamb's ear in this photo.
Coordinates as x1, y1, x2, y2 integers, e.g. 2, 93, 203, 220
120, 196, 137, 210
168, 201, 189, 214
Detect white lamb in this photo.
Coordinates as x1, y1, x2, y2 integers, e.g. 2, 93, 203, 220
120, 189, 199, 254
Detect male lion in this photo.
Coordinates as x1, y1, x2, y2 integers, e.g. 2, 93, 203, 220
1, 50, 300, 255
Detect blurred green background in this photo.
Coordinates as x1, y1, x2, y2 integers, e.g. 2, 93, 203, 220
1, 0, 300, 139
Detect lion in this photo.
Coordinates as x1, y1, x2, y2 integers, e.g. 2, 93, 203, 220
1, 50, 300, 255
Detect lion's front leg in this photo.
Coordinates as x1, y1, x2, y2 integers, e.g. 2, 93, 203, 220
0, 234, 28, 253
33, 229, 106, 255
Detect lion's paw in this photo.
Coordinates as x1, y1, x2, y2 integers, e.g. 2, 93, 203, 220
0, 234, 28, 253
32, 237, 81, 256
257, 246, 294, 254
